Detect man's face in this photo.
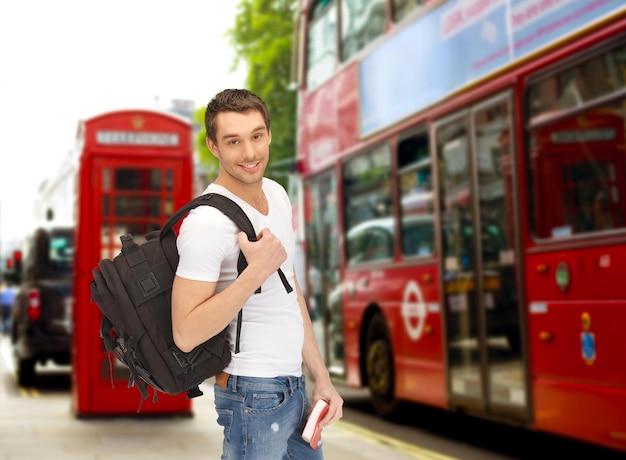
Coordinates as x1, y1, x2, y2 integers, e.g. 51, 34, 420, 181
207, 110, 271, 187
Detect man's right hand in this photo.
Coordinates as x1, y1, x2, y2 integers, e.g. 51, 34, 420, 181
238, 228, 287, 280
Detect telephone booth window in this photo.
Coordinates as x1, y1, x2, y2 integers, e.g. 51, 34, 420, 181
103, 169, 111, 192
100, 167, 176, 260
166, 169, 173, 191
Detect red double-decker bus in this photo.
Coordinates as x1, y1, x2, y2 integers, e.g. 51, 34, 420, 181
293, 0, 626, 452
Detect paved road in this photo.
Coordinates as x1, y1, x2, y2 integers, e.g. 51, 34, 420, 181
0, 335, 455, 460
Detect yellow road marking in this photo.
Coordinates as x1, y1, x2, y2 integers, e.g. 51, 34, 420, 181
333, 420, 459, 460
18, 387, 39, 398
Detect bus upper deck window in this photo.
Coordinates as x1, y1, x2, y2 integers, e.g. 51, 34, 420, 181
341, 0, 387, 62
307, 0, 337, 90
392, 0, 423, 23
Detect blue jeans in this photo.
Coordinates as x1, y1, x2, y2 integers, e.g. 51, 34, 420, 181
214, 374, 325, 459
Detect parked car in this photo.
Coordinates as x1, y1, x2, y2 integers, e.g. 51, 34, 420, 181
10, 226, 74, 385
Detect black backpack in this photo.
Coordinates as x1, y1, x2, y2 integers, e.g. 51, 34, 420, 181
90, 193, 293, 409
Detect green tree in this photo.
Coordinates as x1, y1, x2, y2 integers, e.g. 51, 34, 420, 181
194, 0, 297, 187
192, 107, 219, 181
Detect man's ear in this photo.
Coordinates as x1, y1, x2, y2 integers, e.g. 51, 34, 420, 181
268, 129, 272, 146
206, 137, 219, 158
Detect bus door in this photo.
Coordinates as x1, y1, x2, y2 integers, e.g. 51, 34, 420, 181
303, 172, 344, 377
435, 92, 529, 421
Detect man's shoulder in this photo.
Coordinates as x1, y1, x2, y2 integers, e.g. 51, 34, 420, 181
262, 176, 283, 188
263, 177, 288, 197
180, 204, 237, 233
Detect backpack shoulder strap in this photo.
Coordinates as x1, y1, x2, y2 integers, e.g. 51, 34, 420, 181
160, 194, 222, 237
160, 192, 294, 354
201, 194, 293, 293
200, 194, 257, 242
161, 193, 293, 294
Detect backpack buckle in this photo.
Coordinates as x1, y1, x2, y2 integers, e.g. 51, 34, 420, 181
137, 272, 160, 297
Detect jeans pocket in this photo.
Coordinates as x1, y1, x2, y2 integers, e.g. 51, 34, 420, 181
249, 389, 288, 414
216, 408, 234, 442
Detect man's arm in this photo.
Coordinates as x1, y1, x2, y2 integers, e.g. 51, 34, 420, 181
172, 229, 286, 352
294, 271, 344, 427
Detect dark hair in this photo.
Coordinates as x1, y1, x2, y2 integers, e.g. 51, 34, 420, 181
204, 89, 270, 144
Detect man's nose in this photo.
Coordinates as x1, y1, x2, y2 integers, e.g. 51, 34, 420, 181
241, 140, 256, 159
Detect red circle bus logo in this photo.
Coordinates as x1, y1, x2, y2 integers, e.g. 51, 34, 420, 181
402, 281, 427, 341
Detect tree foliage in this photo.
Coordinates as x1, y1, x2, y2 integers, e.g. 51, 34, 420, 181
192, 108, 219, 180
194, 0, 297, 187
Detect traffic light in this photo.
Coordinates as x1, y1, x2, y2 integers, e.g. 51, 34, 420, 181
3, 250, 23, 284
13, 250, 22, 272
13, 250, 23, 280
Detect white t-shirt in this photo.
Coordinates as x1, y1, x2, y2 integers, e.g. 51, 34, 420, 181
175, 179, 303, 378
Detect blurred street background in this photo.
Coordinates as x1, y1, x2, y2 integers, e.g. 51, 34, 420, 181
2, 1, 626, 458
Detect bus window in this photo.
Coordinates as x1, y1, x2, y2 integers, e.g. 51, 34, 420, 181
346, 218, 394, 264
528, 45, 626, 120
304, 173, 344, 375
527, 43, 626, 239
341, 0, 387, 62
307, 0, 337, 90
343, 143, 393, 264
397, 131, 434, 258
392, 0, 423, 23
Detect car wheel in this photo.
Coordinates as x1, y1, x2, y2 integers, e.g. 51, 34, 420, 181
16, 357, 36, 387
365, 312, 399, 418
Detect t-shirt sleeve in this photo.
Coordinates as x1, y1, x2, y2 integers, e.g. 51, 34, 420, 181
175, 206, 238, 282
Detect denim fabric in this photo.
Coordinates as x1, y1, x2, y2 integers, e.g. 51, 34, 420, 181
214, 374, 325, 459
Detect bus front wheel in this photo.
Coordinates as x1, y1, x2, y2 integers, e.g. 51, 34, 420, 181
365, 313, 398, 418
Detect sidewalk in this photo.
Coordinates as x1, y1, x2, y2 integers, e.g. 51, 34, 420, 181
0, 339, 448, 459
0, 383, 445, 460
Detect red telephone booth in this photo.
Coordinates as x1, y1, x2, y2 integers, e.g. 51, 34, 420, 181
71, 109, 194, 416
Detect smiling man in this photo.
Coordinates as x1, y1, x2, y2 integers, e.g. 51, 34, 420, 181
171, 89, 343, 459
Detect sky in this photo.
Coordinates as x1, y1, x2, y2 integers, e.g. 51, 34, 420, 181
0, 1, 246, 243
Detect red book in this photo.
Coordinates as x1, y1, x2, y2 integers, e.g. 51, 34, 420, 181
302, 399, 329, 450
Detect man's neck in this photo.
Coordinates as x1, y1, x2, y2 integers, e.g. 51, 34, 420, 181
214, 176, 267, 215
